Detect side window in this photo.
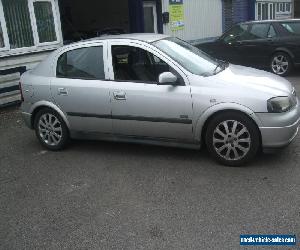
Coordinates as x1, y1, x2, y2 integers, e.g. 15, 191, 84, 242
57, 46, 105, 80
248, 24, 270, 39
223, 24, 249, 44
111, 45, 183, 84
280, 22, 300, 35
268, 25, 277, 38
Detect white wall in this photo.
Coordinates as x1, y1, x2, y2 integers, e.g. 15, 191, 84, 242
162, 0, 223, 41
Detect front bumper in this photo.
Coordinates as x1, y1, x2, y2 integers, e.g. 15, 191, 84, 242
256, 104, 300, 148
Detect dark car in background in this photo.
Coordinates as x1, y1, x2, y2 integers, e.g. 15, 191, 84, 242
197, 19, 300, 76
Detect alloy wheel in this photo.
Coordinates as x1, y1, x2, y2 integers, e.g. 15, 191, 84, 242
38, 113, 63, 146
212, 120, 251, 161
271, 55, 289, 75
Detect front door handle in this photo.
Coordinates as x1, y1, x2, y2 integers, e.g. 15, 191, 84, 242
113, 91, 126, 100
58, 88, 68, 96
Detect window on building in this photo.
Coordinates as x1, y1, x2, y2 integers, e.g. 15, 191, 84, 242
0, 0, 61, 55
257, 2, 292, 20
33, 1, 57, 43
257, 3, 262, 20
2, 0, 34, 49
57, 46, 105, 80
280, 3, 284, 12
262, 3, 268, 20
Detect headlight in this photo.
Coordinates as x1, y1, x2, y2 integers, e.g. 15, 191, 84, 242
267, 96, 297, 113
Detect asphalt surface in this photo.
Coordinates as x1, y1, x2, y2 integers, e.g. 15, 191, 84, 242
0, 72, 300, 250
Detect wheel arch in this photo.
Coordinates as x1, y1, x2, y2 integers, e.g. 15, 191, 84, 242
272, 48, 295, 61
30, 101, 70, 129
195, 103, 262, 145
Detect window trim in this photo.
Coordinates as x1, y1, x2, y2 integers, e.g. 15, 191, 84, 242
256, 1, 293, 20
0, 0, 62, 57
0, 0, 9, 51
31, 0, 60, 47
249, 23, 271, 40
107, 40, 189, 86
55, 43, 107, 81
267, 24, 277, 38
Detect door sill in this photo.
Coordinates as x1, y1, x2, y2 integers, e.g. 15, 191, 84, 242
70, 131, 200, 150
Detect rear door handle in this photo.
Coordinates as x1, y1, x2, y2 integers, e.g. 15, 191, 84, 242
58, 88, 68, 95
113, 91, 126, 100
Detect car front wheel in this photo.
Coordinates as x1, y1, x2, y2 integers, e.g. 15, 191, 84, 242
34, 108, 69, 150
205, 112, 260, 166
270, 52, 292, 76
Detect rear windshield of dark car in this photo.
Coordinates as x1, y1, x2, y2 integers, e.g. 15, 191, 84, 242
279, 22, 300, 35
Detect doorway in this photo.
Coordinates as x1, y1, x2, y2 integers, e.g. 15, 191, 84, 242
143, 2, 158, 33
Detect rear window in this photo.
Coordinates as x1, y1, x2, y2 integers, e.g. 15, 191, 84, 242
280, 22, 300, 35
56, 46, 105, 80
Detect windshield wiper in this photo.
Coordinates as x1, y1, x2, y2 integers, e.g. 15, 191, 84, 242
213, 60, 228, 75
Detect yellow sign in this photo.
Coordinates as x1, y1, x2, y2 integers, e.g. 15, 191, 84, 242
169, 0, 184, 31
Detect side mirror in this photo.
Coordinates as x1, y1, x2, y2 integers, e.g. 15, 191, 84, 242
158, 72, 178, 85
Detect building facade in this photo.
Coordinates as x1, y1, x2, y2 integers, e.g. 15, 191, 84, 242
222, 0, 295, 31
0, 0, 63, 106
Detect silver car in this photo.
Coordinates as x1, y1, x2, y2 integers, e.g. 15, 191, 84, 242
20, 34, 300, 166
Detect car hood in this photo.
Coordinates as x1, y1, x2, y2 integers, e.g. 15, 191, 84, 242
211, 64, 293, 96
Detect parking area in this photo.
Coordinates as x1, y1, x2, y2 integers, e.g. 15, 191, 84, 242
0, 73, 300, 249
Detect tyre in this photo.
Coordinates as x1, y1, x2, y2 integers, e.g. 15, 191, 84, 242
34, 108, 69, 150
205, 112, 260, 167
270, 52, 292, 77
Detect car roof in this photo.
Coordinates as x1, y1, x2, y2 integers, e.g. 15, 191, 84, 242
241, 18, 300, 25
82, 33, 170, 43
30, 33, 170, 77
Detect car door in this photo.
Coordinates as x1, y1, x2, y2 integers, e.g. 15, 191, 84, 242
235, 23, 276, 68
51, 42, 113, 134
107, 41, 194, 142
212, 23, 251, 64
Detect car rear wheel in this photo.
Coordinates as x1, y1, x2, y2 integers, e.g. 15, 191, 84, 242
270, 52, 292, 76
34, 108, 69, 150
205, 112, 260, 166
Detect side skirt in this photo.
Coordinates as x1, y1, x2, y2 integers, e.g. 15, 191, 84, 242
70, 131, 201, 150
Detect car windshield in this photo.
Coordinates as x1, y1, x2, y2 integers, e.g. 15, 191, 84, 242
153, 37, 225, 76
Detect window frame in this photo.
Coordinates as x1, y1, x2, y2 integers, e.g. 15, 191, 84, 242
221, 24, 250, 43
0, 0, 62, 57
267, 24, 277, 38
30, 0, 60, 47
0, 0, 9, 51
256, 1, 293, 20
248, 23, 271, 40
54, 42, 109, 81
107, 40, 188, 86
